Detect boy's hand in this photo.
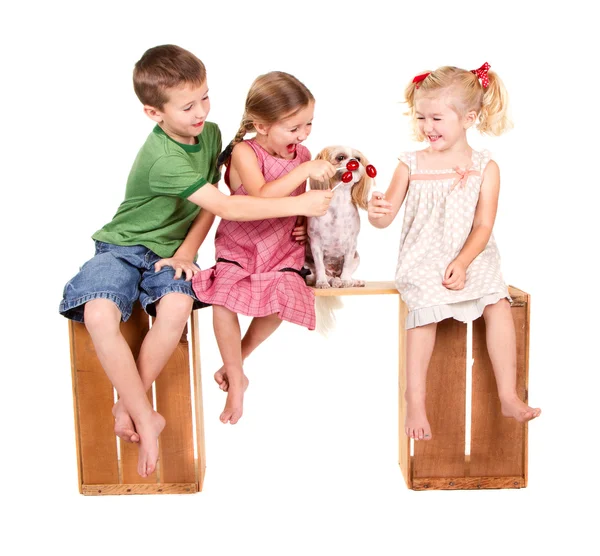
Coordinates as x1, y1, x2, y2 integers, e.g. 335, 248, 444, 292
443, 259, 467, 290
292, 216, 308, 244
155, 257, 200, 281
368, 192, 392, 219
299, 189, 333, 217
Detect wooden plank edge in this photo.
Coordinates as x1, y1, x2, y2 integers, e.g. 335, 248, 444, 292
191, 312, 206, 492
68, 321, 84, 495
523, 291, 530, 488
81, 483, 198, 496
411, 476, 526, 491
313, 281, 399, 297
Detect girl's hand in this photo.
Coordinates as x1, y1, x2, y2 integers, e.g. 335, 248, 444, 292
368, 192, 393, 219
298, 189, 333, 216
292, 216, 308, 244
305, 160, 336, 182
443, 259, 467, 290
155, 257, 200, 281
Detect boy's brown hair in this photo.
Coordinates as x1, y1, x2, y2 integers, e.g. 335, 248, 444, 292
133, 44, 206, 109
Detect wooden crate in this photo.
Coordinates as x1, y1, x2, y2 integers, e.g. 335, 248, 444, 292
315, 282, 530, 491
68, 304, 206, 495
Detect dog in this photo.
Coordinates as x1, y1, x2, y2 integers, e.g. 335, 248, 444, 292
304, 146, 373, 289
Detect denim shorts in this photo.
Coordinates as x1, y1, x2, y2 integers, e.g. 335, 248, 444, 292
59, 241, 210, 322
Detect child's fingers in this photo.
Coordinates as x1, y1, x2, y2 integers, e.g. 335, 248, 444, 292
443, 271, 458, 286
368, 208, 390, 219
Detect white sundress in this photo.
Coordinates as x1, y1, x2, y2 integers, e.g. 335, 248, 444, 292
394, 149, 510, 329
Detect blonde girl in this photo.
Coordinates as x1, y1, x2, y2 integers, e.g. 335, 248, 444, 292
369, 63, 541, 440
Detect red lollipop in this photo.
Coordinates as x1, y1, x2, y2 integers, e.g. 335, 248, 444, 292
366, 164, 377, 178
341, 171, 353, 183
346, 159, 359, 171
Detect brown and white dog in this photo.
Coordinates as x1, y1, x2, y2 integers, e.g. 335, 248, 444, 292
304, 146, 373, 289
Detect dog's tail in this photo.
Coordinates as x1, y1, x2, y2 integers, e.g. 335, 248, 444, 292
315, 295, 344, 337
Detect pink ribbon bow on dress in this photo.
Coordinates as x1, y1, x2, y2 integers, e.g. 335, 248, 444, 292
451, 166, 477, 190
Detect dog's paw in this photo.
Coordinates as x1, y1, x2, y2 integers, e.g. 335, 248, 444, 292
341, 278, 365, 288
330, 277, 343, 288
315, 280, 331, 289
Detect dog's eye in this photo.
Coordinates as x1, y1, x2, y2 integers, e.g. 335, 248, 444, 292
336, 155, 346, 162
355, 156, 361, 162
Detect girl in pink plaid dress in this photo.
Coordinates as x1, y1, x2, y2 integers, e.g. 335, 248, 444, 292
192, 72, 335, 424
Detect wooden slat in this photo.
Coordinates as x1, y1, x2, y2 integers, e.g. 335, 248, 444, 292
82, 482, 197, 496
469, 294, 528, 478
397, 300, 412, 488
191, 311, 207, 490
69, 321, 84, 494
312, 281, 399, 297
119, 306, 156, 484
411, 475, 525, 491
155, 323, 196, 483
413, 319, 467, 478
70, 321, 119, 485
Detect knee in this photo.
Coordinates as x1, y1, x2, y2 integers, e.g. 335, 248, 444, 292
156, 294, 193, 327
84, 299, 121, 335
483, 298, 510, 319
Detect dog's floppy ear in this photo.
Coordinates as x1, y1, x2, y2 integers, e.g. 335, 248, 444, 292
351, 150, 372, 210
309, 147, 333, 191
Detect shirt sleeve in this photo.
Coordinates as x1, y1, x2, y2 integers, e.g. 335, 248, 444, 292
149, 154, 207, 198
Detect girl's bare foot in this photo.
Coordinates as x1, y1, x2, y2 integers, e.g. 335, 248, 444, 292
405, 400, 432, 440
136, 411, 166, 478
214, 366, 249, 393
500, 395, 541, 423
219, 373, 245, 424
112, 399, 139, 443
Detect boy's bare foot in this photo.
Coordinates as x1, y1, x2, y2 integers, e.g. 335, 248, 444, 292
112, 399, 139, 443
500, 396, 541, 423
136, 411, 166, 478
405, 401, 432, 440
214, 366, 249, 393
220, 374, 245, 424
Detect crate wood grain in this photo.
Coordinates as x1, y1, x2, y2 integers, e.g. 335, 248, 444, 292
314, 282, 530, 491
69, 304, 205, 495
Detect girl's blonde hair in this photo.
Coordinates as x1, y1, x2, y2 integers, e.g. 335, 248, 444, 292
218, 71, 314, 167
404, 65, 512, 141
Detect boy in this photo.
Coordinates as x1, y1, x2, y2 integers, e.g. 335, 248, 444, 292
60, 45, 333, 478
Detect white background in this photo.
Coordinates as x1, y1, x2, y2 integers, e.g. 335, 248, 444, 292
2, 1, 598, 554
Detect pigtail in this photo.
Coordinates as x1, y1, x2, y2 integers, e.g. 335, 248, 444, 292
217, 119, 254, 168
477, 70, 513, 136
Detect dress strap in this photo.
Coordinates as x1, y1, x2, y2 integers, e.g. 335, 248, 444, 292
244, 138, 267, 172
477, 149, 492, 171
398, 152, 416, 175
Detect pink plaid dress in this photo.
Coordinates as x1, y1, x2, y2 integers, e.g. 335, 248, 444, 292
192, 139, 316, 329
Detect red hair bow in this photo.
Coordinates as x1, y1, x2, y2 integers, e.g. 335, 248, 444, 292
471, 62, 490, 88
412, 72, 430, 89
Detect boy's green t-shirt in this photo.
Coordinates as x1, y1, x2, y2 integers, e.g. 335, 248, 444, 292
93, 122, 221, 258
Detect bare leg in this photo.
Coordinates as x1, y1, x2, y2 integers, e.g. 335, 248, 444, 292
483, 299, 541, 422
213, 306, 245, 424
112, 293, 194, 443
84, 299, 165, 478
215, 313, 282, 392
405, 322, 437, 440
